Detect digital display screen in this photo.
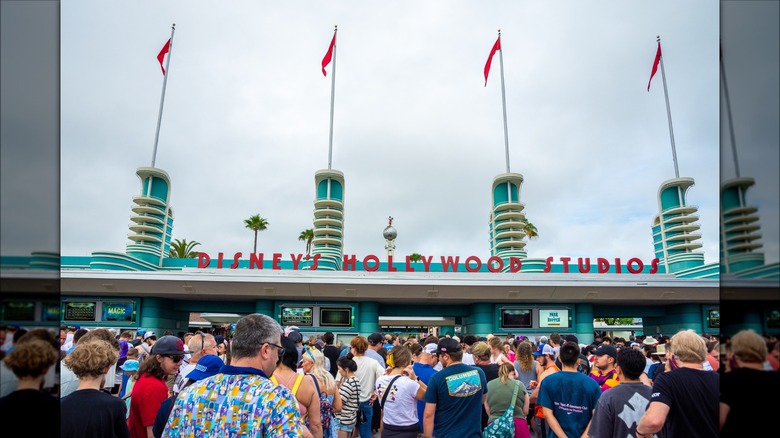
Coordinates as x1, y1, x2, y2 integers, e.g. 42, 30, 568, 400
539, 309, 570, 328
1, 301, 36, 321
281, 306, 313, 326
768, 309, 780, 329
64, 301, 97, 321
41, 303, 60, 322
501, 308, 532, 328
707, 309, 720, 328
320, 308, 352, 327
102, 302, 136, 322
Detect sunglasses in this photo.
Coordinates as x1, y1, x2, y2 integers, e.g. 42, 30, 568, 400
266, 342, 286, 359
164, 355, 184, 363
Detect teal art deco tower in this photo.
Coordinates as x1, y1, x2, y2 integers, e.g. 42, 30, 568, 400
90, 167, 174, 271
651, 178, 706, 274
489, 173, 529, 268
309, 169, 345, 271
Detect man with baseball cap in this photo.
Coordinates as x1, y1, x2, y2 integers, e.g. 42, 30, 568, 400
530, 343, 559, 436
412, 343, 439, 431
589, 343, 619, 392
422, 337, 487, 438
365, 332, 387, 369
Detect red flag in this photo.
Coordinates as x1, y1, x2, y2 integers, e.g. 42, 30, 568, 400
647, 42, 661, 91
322, 33, 336, 76
157, 38, 171, 75
484, 36, 501, 86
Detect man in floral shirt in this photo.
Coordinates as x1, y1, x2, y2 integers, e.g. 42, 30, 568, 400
162, 314, 304, 437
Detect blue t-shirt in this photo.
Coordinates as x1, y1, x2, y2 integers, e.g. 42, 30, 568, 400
423, 363, 487, 438
413, 362, 438, 431
536, 371, 601, 438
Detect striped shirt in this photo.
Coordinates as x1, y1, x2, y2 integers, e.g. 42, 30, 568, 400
334, 377, 361, 426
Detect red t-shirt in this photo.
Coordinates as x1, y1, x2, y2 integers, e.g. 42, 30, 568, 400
128, 373, 169, 438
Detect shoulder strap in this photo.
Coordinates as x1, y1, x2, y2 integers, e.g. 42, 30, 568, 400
270, 375, 279, 386
508, 380, 521, 410
380, 375, 403, 409
291, 373, 305, 395
308, 373, 322, 397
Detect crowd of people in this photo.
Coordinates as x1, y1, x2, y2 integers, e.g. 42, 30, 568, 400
0, 322, 778, 437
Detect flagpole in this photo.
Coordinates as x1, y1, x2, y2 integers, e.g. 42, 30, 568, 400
151, 23, 175, 168
497, 30, 511, 173
657, 36, 679, 179
719, 45, 740, 178
327, 26, 337, 170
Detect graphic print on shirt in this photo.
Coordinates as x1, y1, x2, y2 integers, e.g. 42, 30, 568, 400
618, 392, 650, 429
445, 369, 483, 397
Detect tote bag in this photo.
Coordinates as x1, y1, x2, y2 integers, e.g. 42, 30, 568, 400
483, 380, 520, 438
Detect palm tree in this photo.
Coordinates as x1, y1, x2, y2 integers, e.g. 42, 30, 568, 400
522, 217, 539, 239
298, 229, 314, 258
169, 239, 201, 258
409, 253, 423, 263
244, 214, 269, 254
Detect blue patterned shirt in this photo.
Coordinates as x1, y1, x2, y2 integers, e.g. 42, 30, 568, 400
162, 365, 304, 437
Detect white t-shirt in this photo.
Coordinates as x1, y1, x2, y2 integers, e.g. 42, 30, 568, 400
461, 352, 475, 366
375, 374, 420, 427
337, 355, 383, 403
173, 362, 197, 395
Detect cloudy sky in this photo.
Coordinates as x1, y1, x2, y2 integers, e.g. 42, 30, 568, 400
50, 1, 774, 267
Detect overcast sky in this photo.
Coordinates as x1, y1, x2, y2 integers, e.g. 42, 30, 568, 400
50, 1, 776, 267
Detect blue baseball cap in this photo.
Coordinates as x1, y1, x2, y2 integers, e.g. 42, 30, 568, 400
186, 354, 224, 381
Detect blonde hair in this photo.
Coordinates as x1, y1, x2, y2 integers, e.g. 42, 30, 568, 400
302, 346, 335, 389
498, 362, 515, 383
388, 345, 412, 368
64, 339, 118, 378
515, 341, 535, 372
730, 329, 767, 363
669, 329, 707, 363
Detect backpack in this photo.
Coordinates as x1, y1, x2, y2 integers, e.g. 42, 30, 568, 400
309, 374, 333, 430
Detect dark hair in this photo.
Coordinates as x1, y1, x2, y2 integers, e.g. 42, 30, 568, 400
279, 335, 299, 369
462, 335, 477, 346
72, 328, 90, 344
616, 348, 646, 380
12, 328, 29, 343
422, 336, 439, 347
549, 333, 562, 345
559, 341, 580, 366
337, 355, 357, 372
80, 328, 120, 351
323, 332, 335, 344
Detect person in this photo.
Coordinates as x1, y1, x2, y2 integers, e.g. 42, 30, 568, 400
422, 337, 488, 438
152, 354, 223, 438
333, 356, 361, 438
547, 333, 562, 362
488, 335, 513, 365
161, 313, 304, 437
471, 340, 500, 429
555, 334, 591, 375
338, 336, 384, 438
0, 339, 59, 436
215, 339, 229, 363
301, 345, 342, 438
529, 343, 558, 438
704, 337, 720, 371
171, 331, 216, 397
588, 347, 652, 438
127, 335, 185, 438
589, 343, 620, 392
460, 334, 477, 365
636, 329, 719, 438
720, 329, 780, 436
136, 331, 157, 362
0, 328, 60, 397
411, 342, 438, 431
60, 328, 121, 397
120, 357, 140, 417
60, 339, 129, 438
322, 332, 341, 378
485, 362, 530, 438
537, 341, 601, 438
366, 332, 388, 368
514, 341, 542, 437
272, 335, 323, 438
374, 345, 427, 437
